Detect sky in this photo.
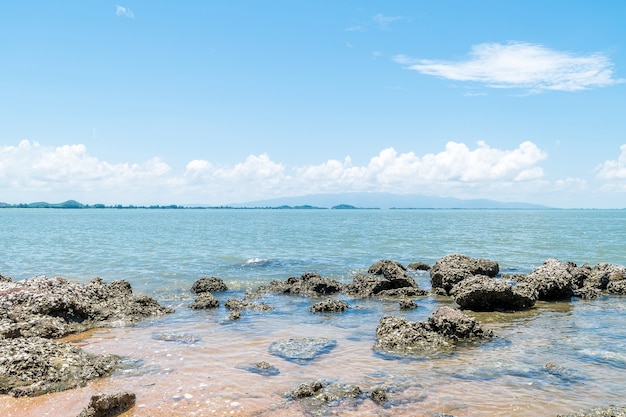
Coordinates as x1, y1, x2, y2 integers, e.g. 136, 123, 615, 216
1, 1, 625, 208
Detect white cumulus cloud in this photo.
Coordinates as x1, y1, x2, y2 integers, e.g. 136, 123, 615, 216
395, 41, 624, 93
116, 5, 134, 18
0, 140, 549, 205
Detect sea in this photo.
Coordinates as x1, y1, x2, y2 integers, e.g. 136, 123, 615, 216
1, 208, 625, 417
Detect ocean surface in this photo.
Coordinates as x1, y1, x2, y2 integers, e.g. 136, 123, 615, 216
1, 208, 625, 416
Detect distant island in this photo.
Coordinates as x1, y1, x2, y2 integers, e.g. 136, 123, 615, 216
0, 193, 552, 210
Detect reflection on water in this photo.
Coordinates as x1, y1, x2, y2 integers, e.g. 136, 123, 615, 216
2, 291, 626, 417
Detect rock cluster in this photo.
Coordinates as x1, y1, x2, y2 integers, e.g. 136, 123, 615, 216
0, 275, 173, 400
374, 306, 493, 355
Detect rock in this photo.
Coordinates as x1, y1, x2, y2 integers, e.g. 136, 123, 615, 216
189, 292, 219, 309
517, 259, 583, 301
290, 381, 323, 399
399, 299, 418, 310
430, 254, 499, 295
407, 262, 430, 271
343, 271, 427, 299
368, 260, 408, 279
151, 332, 201, 344
374, 306, 492, 354
370, 387, 388, 404
374, 315, 453, 353
229, 311, 241, 320
269, 337, 337, 364
190, 277, 228, 294
236, 361, 280, 377
309, 299, 349, 313
78, 392, 136, 417
0, 337, 120, 397
598, 263, 626, 295
256, 273, 343, 297
451, 275, 537, 311
557, 405, 626, 417
427, 306, 494, 340
0, 273, 11, 282
224, 298, 274, 311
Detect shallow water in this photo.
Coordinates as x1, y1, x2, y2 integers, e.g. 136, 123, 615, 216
1, 209, 625, 416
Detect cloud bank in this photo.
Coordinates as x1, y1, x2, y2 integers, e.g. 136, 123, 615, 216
0, 140, 623, 207
395, 42, 624, 93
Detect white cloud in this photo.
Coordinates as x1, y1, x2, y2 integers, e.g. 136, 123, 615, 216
395, 42, 624, 93
116, 5, 134, 18
0, 139, 552, 205
373, 13, 402, 30
597, 144, 626, 180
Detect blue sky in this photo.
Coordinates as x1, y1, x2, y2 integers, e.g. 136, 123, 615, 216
1, 1, 625, 208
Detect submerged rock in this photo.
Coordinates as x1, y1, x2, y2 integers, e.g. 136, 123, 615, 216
407, 262, 431, 271
190, 277, 228, 294
78, 391, 136, 417
374, 306, 492, 355
399, 299, 418, 310
451, 275, 537, 311
0, 337, 120, 397
236, 361, 280, 377
269, 337, 337, 364
430, 254, 499, 295
224, 298, 274, 311
557, 405, 626, 417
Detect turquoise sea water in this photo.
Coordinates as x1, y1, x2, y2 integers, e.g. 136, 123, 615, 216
1, 208, 626, 416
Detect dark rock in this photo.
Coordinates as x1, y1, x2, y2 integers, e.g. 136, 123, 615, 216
598, 263, 626, 295
256, 272, 343, 297
407, 262, 430, 271
269, 337, 337, 364
374, 306, 492, 354
0, 276, 173, 339
557, 405, 626, 417
290, 381, 323, 399
0, 337, 120, 397
399, 299, 418, 310
517, 259, 581, 301
309, 299, 349, 313
451, 275, 537, 311
190, 277, 228, 294
189, 292, 219, 309
78, 391, 136, 417
370, 387, 388, 404
236, 361, 280, 377
0, 273, 11, 282
228, 310, 241, 320
368, 260, 407, 279
430, 254, 499, 296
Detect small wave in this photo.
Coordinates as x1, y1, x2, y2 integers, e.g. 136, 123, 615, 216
244, 258, 274, 266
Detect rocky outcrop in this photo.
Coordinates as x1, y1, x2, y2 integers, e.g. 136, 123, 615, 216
256, 272, 343, 297
0, 337, 120, 397
78, 392, 136, 417
190, 277, 228, 294
374, 306, 492, 354
189, 292, 219, 309
407, 262, 430, 271
430, 254, 499, 295
451, 275, 537, 311
0, 275, 173, 397
224, 298, 274, 311
516, 259, 585, 301
0, 276, 173, 339
309, 299, 349, 313
343, 260, 427, 298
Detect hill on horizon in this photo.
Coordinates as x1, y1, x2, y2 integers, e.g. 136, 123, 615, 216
231, 192, 550, 209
